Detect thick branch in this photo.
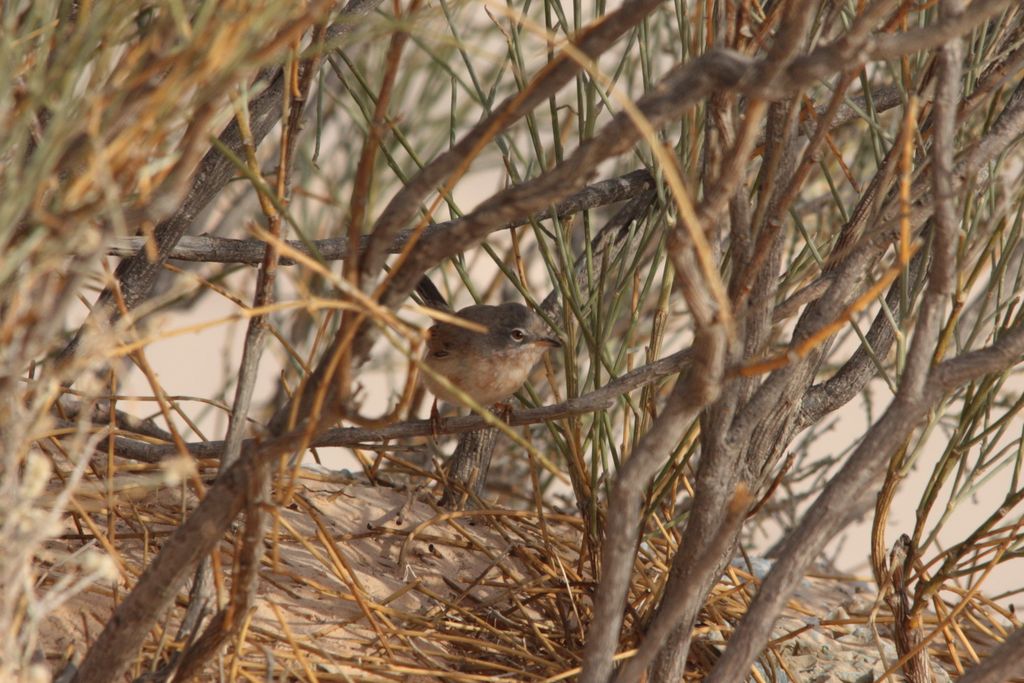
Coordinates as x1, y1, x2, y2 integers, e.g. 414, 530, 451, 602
702, 320, 1024, 683
581, 325, 724, 683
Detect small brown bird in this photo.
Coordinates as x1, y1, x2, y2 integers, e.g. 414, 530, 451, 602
423, 303, 560, 415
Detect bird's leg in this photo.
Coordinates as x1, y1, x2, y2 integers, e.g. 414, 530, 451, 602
492, 401, 514, 424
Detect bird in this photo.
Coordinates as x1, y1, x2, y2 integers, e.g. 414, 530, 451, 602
423, 302, 561, 418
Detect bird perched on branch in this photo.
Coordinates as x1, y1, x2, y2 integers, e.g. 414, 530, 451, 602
416, 277, 560, 429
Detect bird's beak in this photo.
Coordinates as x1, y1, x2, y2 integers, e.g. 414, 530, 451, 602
533, 336, 561, 348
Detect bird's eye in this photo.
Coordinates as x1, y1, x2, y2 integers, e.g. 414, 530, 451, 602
510, 329, 526, 342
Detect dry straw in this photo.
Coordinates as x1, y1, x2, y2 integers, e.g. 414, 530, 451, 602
3, 0, 1024, 681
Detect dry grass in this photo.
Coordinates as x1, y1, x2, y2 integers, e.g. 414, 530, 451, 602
4, 0, 1024, 681
37, 462, 1022, 681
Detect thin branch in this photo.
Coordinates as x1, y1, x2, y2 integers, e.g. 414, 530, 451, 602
67, 6, 381, 680
783, 0, 1012, 88
98, 346, 695, 463
106, 169, 654, 265
798, 250, 926, 426
377, 0, 1012, 318
57, 0, 376, 366
358, 0, 667, 286
725, 73, 1024, 461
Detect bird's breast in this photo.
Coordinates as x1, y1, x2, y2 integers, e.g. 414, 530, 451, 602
424, 346, 542, 407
